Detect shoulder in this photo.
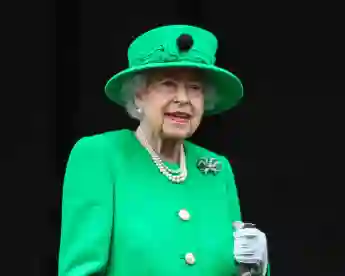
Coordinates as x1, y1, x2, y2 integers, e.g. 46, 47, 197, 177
66, 129, 134, 167
185, 140, 233, 174
65, 129, 134, 177
185, 140, 229, 162
70, 129, 132, 154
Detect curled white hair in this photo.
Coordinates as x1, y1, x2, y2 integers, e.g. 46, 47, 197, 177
121, 72, 218, 121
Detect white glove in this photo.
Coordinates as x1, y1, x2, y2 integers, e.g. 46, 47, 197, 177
233, 222, 268, 275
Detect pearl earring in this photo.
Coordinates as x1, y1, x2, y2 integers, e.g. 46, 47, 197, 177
137, 107, 142, 114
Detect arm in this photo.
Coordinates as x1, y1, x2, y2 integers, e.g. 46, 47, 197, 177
58, 136, 114, 276
223, 157, 271, 276
223, 156, 242, 224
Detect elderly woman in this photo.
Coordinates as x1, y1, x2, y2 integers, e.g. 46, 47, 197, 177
58, 25, 270, 276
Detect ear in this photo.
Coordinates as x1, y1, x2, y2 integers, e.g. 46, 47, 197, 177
134, 87, 147, 109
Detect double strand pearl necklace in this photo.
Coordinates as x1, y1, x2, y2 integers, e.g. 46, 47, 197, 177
137, 127, 188, 183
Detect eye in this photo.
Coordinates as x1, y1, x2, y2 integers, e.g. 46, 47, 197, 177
161, 79, 176, 87
188, 83, 203, 92
190, 84, 201, 89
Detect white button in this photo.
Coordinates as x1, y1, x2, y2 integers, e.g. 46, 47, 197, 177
178, 209, 190, 221
185, 253, 195, 265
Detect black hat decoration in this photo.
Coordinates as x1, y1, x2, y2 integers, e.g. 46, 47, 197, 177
176, 34, 194, 52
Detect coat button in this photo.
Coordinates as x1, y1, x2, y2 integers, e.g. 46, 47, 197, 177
185, 253, 195, 265
178, 209, 190, 221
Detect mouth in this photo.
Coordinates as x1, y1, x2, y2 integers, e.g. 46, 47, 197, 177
164, 111, 192, 124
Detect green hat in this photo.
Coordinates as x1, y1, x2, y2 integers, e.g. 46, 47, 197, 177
105, 25, 243, 115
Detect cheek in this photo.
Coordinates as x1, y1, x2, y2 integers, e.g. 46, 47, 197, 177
191, 100, 204, 125
145, 97, 169, 119
191, 97, 205, 116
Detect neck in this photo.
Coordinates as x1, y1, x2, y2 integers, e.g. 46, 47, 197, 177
136, 125, 183, 163
159, 139, 182, 163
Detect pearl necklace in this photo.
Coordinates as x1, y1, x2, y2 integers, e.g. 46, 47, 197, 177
137, 127, 188, 183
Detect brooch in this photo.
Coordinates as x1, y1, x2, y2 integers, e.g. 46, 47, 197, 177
196, 157, 222, 175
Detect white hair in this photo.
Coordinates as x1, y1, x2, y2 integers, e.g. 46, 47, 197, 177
120, 71, 218, 120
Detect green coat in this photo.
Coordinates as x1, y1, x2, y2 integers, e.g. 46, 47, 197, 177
58, 129, 270, 276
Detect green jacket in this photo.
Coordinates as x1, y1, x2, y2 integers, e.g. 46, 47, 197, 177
58, 129, 270, 276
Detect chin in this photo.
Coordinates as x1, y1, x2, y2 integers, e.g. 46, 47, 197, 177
161, 127, 191, 140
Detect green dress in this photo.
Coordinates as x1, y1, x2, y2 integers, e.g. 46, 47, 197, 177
58, 129, 269, 276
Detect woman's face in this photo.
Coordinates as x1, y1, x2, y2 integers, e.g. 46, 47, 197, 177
136, 68, 205, 140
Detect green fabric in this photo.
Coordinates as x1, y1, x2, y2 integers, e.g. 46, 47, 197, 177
104, 25, 243, 115
58, 129, 270, 275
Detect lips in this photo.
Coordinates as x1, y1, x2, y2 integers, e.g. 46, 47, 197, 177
164, 111, 191, 124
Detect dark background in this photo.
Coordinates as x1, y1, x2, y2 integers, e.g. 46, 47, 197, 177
5, 0, 344, 275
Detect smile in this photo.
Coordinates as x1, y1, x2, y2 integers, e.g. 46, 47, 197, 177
164, 112, 191, 124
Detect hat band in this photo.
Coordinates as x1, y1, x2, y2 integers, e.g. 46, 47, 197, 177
130, 44, 216, 67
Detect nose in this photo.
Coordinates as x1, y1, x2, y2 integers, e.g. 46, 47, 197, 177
175, 85, 190, 104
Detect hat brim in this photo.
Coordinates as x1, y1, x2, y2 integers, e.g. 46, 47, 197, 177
104, 61, 243, 116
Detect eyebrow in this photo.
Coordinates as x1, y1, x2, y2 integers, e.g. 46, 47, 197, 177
158, 76, 203, 82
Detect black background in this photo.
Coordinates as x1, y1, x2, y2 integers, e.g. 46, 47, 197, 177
4, 0, 344, 275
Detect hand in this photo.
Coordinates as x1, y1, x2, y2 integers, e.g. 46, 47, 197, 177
233, 222, 268, 275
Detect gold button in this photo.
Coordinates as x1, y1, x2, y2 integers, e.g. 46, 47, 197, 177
178, 209, 191, 221
185, 253, 195, 265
